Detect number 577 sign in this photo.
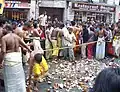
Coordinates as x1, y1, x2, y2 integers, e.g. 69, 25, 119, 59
0, 0, 5, 14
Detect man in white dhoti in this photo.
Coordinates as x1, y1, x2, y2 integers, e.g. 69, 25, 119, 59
0, 24, 31, 92
32, 22, 42, 51
39, 11, 47, 27
96, 30, 105, 59
113, 23, 120, 57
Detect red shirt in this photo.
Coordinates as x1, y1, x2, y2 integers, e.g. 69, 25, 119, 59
38, 28, 45, 40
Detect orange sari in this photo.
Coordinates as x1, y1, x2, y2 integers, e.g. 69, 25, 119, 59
73, 27, 80, 55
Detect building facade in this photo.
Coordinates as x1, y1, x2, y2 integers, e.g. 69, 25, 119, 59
115, 6, 120, 23
30, 0, 67, 22
31, 0, 117, 23
2, 0, 119, 23
67, 0, 116, 23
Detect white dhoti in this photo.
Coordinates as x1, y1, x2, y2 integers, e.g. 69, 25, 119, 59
3, 52, 26, 92
33, 37, 43, 53
113, 37, 120, 56
96, 37, 105, 59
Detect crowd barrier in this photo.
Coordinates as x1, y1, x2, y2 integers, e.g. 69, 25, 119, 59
25, 37, 112, 52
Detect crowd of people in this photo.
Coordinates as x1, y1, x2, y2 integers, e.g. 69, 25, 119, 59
10, 17, 120, 62
1, 13, 120, 92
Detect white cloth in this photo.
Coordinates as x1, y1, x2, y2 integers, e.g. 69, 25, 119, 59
39, 14, 47, 26
45, 27, 54, 38
33, 37, 43, 53
108, 30, 113, 41
81, 45, 86, 58
3, 52, 26, 92
18, 26, 23, 31
61, 27, 69, 46
113, 37, 120, 56
66, 32, 76, 47
31, 50, 44, 58
4, 52, 22, 66
96, 37, 105, 59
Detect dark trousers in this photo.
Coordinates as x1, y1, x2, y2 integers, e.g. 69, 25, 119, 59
40, 40, 46, 58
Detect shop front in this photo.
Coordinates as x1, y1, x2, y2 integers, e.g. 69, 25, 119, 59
72, 2, 115, 23
39, 7, 64, 22
38, 0, 66, 22
3, 0, 30, 21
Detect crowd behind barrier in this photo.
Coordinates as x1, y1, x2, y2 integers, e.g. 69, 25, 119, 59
1, 15, 120, 92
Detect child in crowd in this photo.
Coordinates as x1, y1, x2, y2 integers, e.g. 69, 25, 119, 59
28, 50, 48, 91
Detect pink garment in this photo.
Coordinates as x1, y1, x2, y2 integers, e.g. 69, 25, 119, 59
87, 43, 94, 59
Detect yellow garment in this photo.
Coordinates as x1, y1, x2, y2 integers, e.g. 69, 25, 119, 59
113, 36, 117, 40
57, 32, 62, 48
45, 39, 52, 59
51, 40, 59, 56
33, 56, 48, 76
0, 0, 5, 14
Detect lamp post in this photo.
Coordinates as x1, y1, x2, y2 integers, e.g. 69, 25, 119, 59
35, 0, 37, 20
113, 0, 116, 23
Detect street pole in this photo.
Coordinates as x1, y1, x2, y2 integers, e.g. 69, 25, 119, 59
113, 0, 116, 23
35, 0, 37, 20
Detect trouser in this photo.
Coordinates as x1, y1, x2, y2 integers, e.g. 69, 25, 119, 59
45, 39, 52, 60
87, 43, 93, 59
62, 45, 75, 61
63, 47, 69, 60
51, 40, 59, 56
40, 39, 45, 58
105, 42, 108, 57
81, 45, 86, 58
68, 47, 75, 61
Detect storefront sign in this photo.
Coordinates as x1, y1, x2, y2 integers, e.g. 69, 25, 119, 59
72, 2, 115, 12
5, 1, 30, 8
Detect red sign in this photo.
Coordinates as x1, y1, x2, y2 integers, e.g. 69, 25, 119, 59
5, 1, 30, 8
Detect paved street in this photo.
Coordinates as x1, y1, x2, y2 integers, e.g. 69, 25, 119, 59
1, 0, 120, 92
1, 57, 119, 92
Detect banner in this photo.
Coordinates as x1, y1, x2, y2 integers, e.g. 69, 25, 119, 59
0, 0, 5, 14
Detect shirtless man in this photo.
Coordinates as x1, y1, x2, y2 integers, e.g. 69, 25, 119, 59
0, 17, 6, 66
32, 22, 43, 51
12, 22, 22, 37
51, 25, 60, 59
0, 24, 31, 92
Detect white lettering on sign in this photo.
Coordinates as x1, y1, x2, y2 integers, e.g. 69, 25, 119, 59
5, 1, 21, 4
5, 1, 30, 8
72, 3, 115, 12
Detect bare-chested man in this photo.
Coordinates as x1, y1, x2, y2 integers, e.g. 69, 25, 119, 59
0, 24, 31, 92
32, 22, 43, 51
51, 25, 60, 60
0, 17, 6, 65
